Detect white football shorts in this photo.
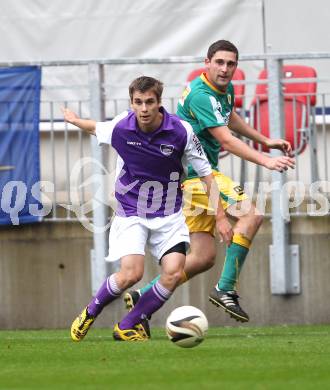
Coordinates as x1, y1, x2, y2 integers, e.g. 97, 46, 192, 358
106, 210, 190, 262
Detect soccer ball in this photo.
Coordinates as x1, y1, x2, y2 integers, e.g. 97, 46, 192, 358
165, 305, 208, 348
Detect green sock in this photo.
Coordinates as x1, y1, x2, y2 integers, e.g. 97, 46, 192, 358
217, 234, 251, 292
140, 275, 161, 295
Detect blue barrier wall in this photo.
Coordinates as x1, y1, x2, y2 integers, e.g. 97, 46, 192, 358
0, 66, 42, 225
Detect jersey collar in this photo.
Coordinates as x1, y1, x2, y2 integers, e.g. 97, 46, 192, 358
160, 107, 176, 131
200, 72, 227, 95
126, 106, 175, 132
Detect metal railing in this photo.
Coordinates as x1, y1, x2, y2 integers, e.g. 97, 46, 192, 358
4, 53, 329, 294
35, 56, 330, 223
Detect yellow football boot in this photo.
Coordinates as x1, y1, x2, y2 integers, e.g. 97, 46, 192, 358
71, 307, 95, 342
113, 323, 147, 341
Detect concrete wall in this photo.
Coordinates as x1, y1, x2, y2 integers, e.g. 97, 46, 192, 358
0, 216, 329, 330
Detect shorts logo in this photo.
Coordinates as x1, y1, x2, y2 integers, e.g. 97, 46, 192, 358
160, 144, 174, 156
234, 185, 244, 196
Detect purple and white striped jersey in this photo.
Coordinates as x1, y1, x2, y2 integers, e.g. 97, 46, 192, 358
95, 107, 211, 218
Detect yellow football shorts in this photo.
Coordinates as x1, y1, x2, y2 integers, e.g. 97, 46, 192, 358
182, 171, 248, 236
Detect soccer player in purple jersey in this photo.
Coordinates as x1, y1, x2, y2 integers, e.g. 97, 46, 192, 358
63, 76, 233, 341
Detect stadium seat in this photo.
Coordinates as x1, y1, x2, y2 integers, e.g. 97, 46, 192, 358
250, 65, 317, 154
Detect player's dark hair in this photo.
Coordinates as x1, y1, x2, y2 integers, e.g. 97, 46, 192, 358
129, 76, 164, 103
207, 40, 239, 61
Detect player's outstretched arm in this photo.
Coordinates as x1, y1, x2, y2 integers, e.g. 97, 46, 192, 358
200, 174, 233, 246
209, 125, 295, 172
263, 155, 295, 171
61, 107, 96, 135
228, 111, 292, 155
264, 138, 292, 155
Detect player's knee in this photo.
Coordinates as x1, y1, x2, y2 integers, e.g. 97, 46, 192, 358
121, 270, 143, 288
162, 269, 185, 289
171, 270, 184, 286
201, 247, 216, 269
203, 253, 216, 270
246, 206, 264, 229
189, 250, 215, 275
251, 209, 264, 229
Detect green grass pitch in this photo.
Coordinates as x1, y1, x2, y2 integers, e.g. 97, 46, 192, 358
1, 325, 330, 390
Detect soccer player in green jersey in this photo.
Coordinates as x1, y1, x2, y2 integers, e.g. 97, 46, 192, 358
125, 40, 295, 323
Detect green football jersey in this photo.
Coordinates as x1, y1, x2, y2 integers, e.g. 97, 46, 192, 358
177, 72, 234, 178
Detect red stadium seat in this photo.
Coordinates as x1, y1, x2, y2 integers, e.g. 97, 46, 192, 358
186, 68, 205, 83
250, 65, 317, 154
231, 68, 245, 109
186, 67, 245, 108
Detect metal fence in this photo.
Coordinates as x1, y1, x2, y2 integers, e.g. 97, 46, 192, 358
35, 55, 330, 223
4, 53, 329, 294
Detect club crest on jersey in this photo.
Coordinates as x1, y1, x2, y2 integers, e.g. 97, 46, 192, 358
227, 94, 232, 105
160, 144, 174, 156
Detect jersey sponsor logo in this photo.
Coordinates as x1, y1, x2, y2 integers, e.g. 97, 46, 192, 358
192, 134, 204, 156
209, 96, 225, 123
160, 144, 174, 156
127, 141, 142, 146
233, 185, 244, 196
